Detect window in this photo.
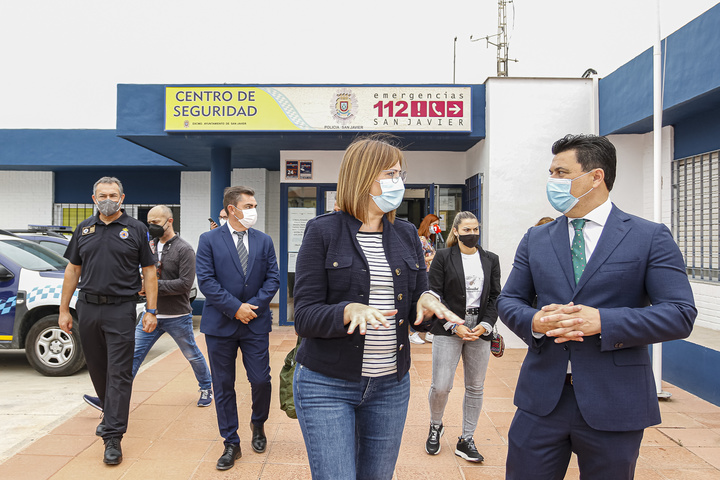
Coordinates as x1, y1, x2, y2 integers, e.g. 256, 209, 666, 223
672, 150, 720, 281
53, 204, 182, 233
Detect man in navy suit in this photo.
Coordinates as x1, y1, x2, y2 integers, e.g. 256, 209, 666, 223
196, 185, 280, 471
497, 134, 696, 480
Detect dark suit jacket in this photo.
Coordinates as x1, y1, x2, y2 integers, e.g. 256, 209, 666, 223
196, 225, 280, 337
497, 204, 697, 432
428, 244, 501, 339
293, 211, 430, 382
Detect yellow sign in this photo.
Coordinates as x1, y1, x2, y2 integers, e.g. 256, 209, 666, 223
165, 86, 472, 132
165, 87, 298, 131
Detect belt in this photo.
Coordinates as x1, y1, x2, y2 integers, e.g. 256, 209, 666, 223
565, 373, 573, 386
466, 307, 480, 316
79, 291, 139, 305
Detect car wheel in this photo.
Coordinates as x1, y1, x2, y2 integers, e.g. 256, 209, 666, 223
25, 314, 86, 376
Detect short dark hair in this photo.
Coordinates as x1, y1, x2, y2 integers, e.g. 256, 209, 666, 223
223, 186, 256, 212
551, 134, 617, 191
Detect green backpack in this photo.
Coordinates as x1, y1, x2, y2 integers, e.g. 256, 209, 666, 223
279, 336, 302, 419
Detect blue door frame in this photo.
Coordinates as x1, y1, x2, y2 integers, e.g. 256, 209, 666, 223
279, 183, 335, 326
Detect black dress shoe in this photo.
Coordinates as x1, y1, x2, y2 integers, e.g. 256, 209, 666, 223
96, 419, 105, 437
216, 443, 241, 470
103, 437, 123, 465
250, 422, 266, 453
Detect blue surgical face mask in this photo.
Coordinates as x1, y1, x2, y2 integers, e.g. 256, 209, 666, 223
546, 170, 594, 214
370, 178, 405, 213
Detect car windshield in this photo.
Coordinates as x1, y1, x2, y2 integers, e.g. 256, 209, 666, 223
0, 238, 68, 271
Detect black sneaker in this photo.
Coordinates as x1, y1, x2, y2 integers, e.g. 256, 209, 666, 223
425, 423, 444, 455
455, 437, 484, 462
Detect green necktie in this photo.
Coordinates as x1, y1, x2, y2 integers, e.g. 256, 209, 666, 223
571, 219, 587, 284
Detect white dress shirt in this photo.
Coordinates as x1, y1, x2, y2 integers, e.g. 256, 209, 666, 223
226, 222, 250, 255
565, 198, 612, 262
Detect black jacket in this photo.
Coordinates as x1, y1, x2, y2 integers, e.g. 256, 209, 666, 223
293, 211, 430, 382
428, 243, 501, 339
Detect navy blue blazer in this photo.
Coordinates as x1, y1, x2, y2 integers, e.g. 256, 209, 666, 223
196, 225, 280, 337
497, 204, 697, 432
293, 211, 430, 382
428, 244, 501, 338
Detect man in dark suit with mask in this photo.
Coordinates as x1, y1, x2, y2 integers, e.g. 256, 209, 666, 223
497, 134, 697, 480
196, 185, 280, 471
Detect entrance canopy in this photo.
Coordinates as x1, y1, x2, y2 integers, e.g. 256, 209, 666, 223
117, 84, 487, 171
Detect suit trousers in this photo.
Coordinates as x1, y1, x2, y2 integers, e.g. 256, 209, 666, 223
506, 384, 644, 480
76, 299, 136, 439
205, 329, 271, 445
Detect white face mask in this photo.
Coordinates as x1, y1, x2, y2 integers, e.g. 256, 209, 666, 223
233, 207, 257, 229
219, 218, 227, 226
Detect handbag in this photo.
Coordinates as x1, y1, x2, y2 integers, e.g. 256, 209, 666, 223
279, 336, 302, 419
490, 325, 505, 358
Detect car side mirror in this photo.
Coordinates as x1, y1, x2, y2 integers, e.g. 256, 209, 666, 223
0, 265, 14, 281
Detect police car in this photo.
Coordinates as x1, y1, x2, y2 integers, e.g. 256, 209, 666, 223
0, 232, 144, 376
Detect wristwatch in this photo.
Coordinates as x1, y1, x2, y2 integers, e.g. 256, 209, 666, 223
145, 308, 157, 314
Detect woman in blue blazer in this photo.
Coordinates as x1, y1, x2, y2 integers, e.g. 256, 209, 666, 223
292, 134, 463, 480
424, 211, 501, 463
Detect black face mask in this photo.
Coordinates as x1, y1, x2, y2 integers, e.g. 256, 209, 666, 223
148, 221, 166, 239
458, 234, 479, 248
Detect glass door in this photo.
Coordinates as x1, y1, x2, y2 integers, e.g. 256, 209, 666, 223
280, 184, 336, 325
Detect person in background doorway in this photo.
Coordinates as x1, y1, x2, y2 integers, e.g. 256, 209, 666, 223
196, 186, 280, 471
82, 204, 213, 413
209, 209, 228, 230
410, 213, 441, 344
424, 211, 500, 463
59, 176, 158, 465
497, 134, 697, 480
292, 134, 463, 480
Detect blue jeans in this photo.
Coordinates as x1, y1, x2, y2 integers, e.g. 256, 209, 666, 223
133, 314, 212, 390
294, 364, 410, 480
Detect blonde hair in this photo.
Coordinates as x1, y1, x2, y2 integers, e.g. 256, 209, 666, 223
336, 134, 404, 224
446, 211, 478, 247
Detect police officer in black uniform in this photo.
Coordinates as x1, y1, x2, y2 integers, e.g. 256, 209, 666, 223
59, 176, 158, 465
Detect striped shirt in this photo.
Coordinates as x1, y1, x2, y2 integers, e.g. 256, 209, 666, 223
356, 232, 397, 377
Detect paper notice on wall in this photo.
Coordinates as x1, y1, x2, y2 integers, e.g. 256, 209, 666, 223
288, 207, 317, 252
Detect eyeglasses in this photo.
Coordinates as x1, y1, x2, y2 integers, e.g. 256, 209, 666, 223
381, 169, 407, 184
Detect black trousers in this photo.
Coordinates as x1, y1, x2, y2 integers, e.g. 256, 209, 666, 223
76, 299, 136, 439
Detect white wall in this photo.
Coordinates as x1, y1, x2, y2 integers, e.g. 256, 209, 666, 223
0, 171, 54, 229
179, 171, 211, 252
484, 77, 596, 285
279, 150, 467, 185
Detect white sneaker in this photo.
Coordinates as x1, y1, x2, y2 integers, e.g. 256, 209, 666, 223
409, 332, 425, 344
425, 332, 434, 343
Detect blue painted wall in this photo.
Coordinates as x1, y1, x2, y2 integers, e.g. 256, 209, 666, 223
599, 3, 720, 136
662, 339, 720, 407
674, 104, 720, 159
55, 169, 181, 204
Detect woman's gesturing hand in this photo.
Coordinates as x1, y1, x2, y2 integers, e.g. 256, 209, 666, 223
344, 303, 397, 335
415, 293, 464, 326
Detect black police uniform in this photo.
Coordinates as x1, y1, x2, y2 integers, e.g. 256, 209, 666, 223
65, 211, 156, 439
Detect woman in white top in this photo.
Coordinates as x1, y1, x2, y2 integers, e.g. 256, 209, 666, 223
423, 211, 501, 463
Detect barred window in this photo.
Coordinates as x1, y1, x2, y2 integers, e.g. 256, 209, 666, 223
672, 150, 720, 281
53, 204, 182, 232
